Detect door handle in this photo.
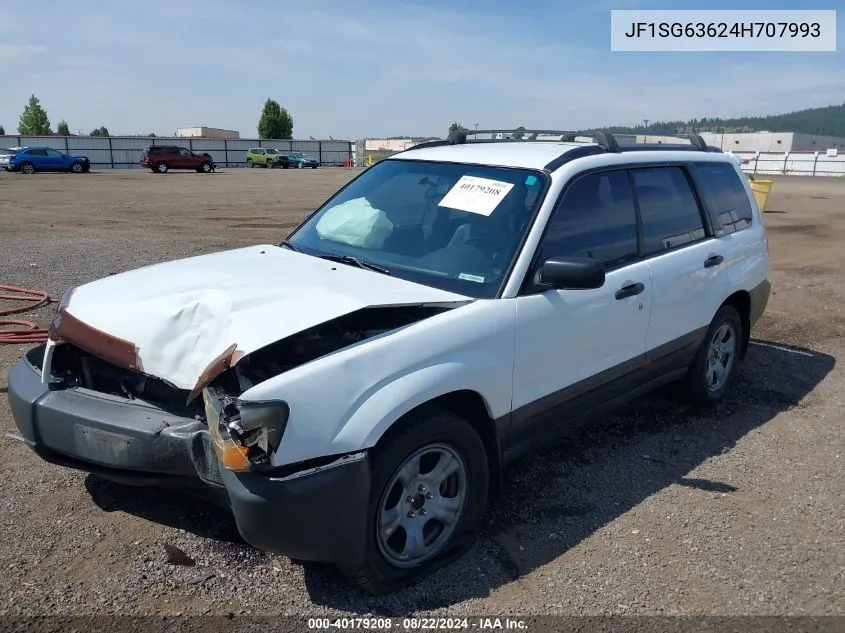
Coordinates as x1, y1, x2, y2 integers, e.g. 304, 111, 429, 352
615, 281, 645, 300
704, 254, 724, 268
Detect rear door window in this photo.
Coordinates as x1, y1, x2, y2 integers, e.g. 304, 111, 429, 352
691, 162, 754, 234
631, 167, 707, 256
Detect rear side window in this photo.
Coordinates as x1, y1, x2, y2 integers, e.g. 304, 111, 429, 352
632, 167, 706, 256
692, 162, 754, 234
541, 170, 639, 269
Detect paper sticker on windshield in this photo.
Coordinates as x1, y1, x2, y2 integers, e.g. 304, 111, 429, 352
458, 273, 485, 283
438, 176, 514, 216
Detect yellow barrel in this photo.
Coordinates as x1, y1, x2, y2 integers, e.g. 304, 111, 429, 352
749, 178, 773, 212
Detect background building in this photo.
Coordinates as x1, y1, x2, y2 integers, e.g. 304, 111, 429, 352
363, 138, 419, 152
175, 126, 240, 140
699, 131, 845, 152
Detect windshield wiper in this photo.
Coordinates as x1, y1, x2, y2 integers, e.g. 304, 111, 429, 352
317, 254, 391, 275
279, 239, 301, 252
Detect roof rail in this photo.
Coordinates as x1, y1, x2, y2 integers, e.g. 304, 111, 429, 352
615, 133, 709, 151
404, 129, 710, 154
463, 129, 621, 153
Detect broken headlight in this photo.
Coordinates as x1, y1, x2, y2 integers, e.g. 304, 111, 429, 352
203, 388, 289, 472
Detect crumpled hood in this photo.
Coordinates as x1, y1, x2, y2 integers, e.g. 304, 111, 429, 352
58, 244, 468, 390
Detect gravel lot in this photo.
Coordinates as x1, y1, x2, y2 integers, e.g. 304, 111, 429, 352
0, 168, 843, 618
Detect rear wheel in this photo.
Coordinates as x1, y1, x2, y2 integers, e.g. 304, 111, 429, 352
155, 161, 168, 174
247, 158, 254, 168
681, 304, 743, 405
341, 407, 489, 594
19, 162, 35, 175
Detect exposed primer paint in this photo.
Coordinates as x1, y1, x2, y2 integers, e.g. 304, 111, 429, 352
49, 307, 144, 372
187, 343, 244, 403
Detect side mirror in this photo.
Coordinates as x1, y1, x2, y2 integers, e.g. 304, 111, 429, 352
538, 256, 605, 290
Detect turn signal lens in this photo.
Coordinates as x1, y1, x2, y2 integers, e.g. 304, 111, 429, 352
220, 444, 251, 471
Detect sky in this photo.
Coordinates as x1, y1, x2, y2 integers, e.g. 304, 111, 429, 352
0, 0, 843, 139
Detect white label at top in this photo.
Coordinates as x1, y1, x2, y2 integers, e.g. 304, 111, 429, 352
438, 176, 515, 216
610, 10, 836, 52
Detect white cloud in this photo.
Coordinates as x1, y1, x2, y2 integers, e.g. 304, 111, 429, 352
0, 43, 46, 62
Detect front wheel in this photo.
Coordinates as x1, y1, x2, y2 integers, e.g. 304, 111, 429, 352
681, 304, 743, 405
266, 160, 274, 169
70, 162, 84, 173
200, 161, 212, 173
341, 407, 489, 594
311, 164, 318, 169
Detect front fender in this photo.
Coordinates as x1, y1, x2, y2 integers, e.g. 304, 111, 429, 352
332, 358, 502, 451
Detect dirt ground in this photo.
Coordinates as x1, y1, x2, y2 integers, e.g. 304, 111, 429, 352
0, 168, 843, 618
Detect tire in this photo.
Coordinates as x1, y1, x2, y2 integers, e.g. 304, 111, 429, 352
19, 162, 35, 175
341, 407, 489, 594
200, 161, 212, 173
247, 159, 254, 168
681, 304, 743, 406
311, 164, 318, 169
70, 162, 84, 173
266, 160, 274, 169
155, 161, 168, 174
296, 162, 303, 169
282, 163, 289, 169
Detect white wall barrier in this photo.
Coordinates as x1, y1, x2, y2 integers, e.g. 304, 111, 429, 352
735, 151, 845, 178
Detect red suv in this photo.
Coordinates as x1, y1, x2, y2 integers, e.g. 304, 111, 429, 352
140, 145, 216, 173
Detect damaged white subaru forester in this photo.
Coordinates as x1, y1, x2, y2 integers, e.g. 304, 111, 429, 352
8, 129, 770, 593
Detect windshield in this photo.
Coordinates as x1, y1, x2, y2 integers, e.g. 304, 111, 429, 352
285, 158, 549, 298
265, 148, 279, 154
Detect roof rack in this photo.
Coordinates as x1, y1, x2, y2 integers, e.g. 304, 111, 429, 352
406, 129, 710, 154
457, 128, 621, 152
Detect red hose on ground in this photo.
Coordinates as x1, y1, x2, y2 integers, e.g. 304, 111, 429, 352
0, 285, 54, 344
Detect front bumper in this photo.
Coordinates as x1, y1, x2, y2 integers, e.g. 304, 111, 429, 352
7, 345, 371, 566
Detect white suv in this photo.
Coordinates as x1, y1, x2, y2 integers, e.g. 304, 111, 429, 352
8, 129, 770, 594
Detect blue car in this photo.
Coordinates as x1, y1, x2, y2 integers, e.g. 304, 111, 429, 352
3, 146, 91, 174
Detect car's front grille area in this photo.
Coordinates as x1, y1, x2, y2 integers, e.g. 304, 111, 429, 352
50, 343, 203, 418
